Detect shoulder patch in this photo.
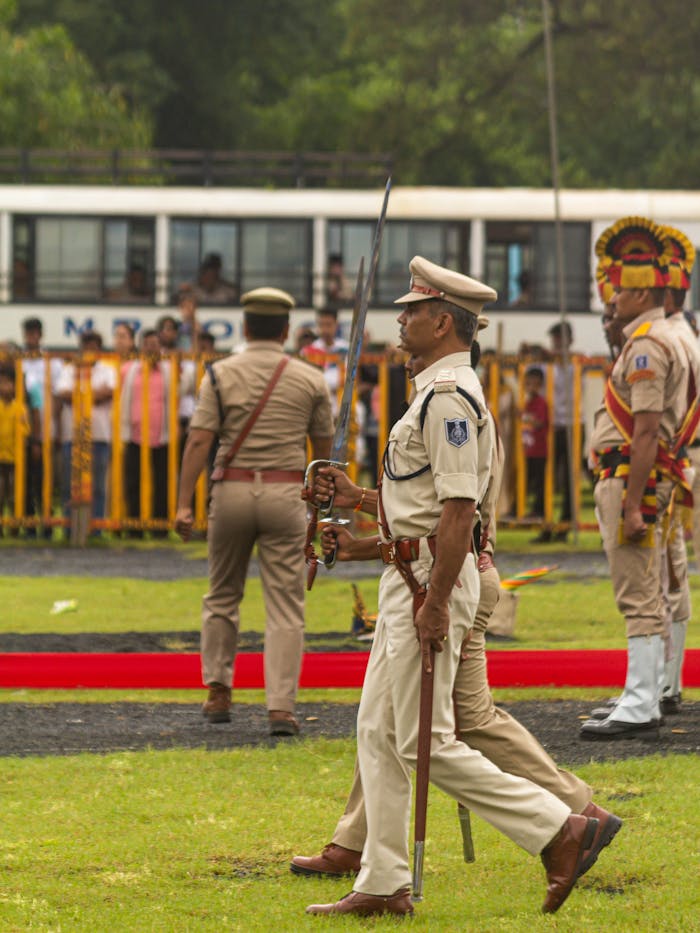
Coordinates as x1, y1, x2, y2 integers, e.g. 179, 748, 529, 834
445, 418, 470, 447
434, 369, 457, 393
626, 369, 656, 384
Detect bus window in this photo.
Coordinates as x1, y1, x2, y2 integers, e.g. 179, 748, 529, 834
170, 220, 238, 301
36, 218, 101, 299
240, 220, 311, 303
485, 221, 590, 311
13, 216, 155, 303
328, 220, 467, 306
105, 219, 155, 303
12, 219, 33, 300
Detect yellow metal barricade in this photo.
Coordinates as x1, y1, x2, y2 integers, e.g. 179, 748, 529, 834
13, 358, 26, 530
4, 349, 611, 541
544, 363, 555, 527
167, 355, 179, 524
110, 356, 124, 527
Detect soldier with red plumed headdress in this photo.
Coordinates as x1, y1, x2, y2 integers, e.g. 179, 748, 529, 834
581, 217, 691, 739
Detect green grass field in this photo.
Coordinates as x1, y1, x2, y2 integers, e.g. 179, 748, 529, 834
1, 743, 699, 932
2, 540, 700, 930
3, 571, 700, 653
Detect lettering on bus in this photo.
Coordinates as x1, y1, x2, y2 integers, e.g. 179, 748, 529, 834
64, 317, 96, 338
203, 319, 234, 341
113, 317, 142, 335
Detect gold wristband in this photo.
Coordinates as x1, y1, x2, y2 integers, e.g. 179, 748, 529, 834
354, 487, 367, 512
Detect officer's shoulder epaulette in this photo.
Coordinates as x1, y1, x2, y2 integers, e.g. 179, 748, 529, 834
433, 369, 457, 393
420, 383, 483, 433
623, 320, 672, 361
629, 321, 653, 340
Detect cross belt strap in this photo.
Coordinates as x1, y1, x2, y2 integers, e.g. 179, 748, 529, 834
211, 356, 289, 482
378, 536, 437, 565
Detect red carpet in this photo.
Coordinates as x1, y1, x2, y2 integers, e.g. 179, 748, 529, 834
1, 649, 698, 690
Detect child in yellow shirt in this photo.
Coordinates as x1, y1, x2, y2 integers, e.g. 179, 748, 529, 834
0, 366, 30, 526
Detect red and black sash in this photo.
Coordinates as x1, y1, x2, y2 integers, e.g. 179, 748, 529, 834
594, 378, 693, 545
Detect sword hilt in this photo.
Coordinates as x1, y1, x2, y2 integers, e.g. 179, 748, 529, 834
318, 517, 350, 568
303, 459, 349, 516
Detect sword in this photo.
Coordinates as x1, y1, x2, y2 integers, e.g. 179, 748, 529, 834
304, 176, 392, 586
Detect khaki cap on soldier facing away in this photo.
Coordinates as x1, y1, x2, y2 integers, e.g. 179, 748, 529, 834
241, 286, 296, 315
394, 256, 497, 316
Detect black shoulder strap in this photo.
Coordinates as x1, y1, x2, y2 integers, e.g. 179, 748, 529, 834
419, 387, 483, 432
206, 361, 225, 428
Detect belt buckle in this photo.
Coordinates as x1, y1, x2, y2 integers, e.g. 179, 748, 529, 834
379, 541, 396, 564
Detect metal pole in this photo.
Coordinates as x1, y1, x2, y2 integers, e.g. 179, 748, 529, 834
542, 0, 577, 543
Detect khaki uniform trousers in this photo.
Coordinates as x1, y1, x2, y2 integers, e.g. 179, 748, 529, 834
333, 564, 590, 855
200, 477, 306, 712
594, 477, 673, 638
354, 545, 570, 895
664, 501, 692, 627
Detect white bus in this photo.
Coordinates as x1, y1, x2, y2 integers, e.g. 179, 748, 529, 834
2, 183, 699, 353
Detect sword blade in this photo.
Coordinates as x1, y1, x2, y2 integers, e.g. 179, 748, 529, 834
329, 176, 392, 463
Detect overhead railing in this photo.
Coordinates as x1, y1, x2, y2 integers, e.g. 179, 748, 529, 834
0, 148, 394, 188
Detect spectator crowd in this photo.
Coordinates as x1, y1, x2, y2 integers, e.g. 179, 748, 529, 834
0, 251, 598, 539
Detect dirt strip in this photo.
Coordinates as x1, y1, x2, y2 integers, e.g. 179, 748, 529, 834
1, 699, 697, 763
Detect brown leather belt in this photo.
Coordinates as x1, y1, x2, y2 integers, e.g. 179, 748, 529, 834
378, 536, 437, 565
220, 468, 304, 483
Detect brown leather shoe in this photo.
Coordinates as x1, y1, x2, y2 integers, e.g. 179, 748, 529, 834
269, 710, 300, 736
291, 843, 362, 877
578, 802, 623, 878
306, 887, 413, 916
540, 814, 598, 913
202, 684, 231, 723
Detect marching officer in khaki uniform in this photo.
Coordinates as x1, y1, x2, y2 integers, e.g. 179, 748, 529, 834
304, 257, 610, 920
661, 226, 700, 713
175, 287, 333, 735
581, 218, 691, 739
291, 347, 620, 895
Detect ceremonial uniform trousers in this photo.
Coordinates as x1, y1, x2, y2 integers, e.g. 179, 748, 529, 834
354, 540, 570, 895
663, 484, 692, 630
201, 475, 306, 713
331, 563, 590, 855
594, 476, 673, 641
660, 465, 694, 700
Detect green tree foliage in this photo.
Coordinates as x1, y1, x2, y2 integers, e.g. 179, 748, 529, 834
13, 0, 341, 149
0, 1, 151, 148
10, 0, 700, 187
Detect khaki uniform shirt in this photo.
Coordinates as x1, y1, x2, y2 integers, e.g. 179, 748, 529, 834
190, 341, 333, 470
381, 352, 491, 540
590, 307, 689, 451
666, 311, 700, 396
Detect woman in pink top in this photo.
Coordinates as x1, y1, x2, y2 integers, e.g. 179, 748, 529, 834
119, 329, 171, 536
